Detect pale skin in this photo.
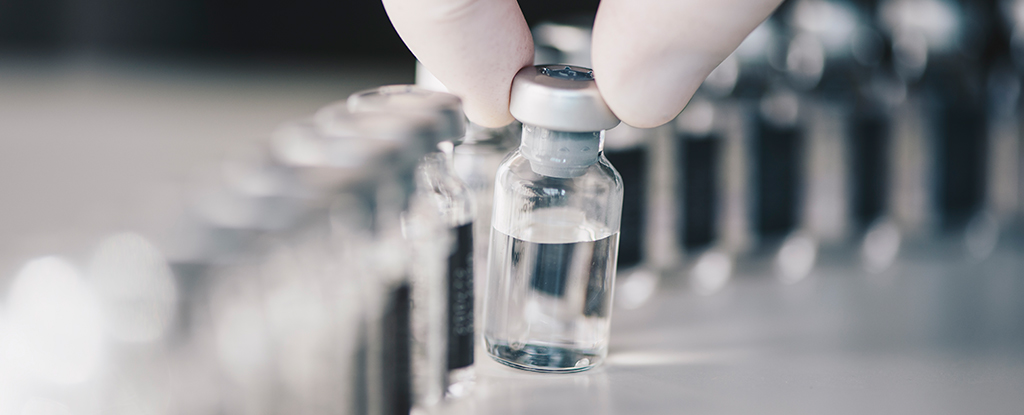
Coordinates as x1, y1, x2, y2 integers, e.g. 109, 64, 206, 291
382, 0, 784, 129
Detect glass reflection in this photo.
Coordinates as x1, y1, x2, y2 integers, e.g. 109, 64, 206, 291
964, 211, 999, 261
775, 233, 818, 284
690, 250, 733, 296
615, 268, 659, 310
861, 219, 902, 274
88, 233, 177, 343
4, 257, 102, 385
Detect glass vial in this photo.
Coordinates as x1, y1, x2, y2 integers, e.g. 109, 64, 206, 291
340, 85, 478, 402
413, 61, 522, 311
411, 152, 477, 398
352, 115, 433, 415
485, 65, 623, 373
272, 113, 434, 415
451, 122, 519, 322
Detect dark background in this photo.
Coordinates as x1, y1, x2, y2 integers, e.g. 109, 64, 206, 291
0, 0, 600, 61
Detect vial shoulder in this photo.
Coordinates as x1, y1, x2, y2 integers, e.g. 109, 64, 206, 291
417, 153, 476, 226
494, 150, 531, 183
595, 154, 624, 191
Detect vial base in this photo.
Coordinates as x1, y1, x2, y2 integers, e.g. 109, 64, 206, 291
486, 339, 603, 373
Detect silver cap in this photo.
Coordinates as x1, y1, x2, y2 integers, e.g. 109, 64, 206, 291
509, 65, 620, 132
343, 84, 466, 145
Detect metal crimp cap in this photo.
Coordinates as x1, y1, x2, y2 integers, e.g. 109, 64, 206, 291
509, 64, 620, 132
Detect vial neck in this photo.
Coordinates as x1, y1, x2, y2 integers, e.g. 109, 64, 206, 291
417, 150, 456, 181
519, 124, 604, 179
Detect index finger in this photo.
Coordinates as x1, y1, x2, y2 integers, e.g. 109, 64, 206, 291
382, 0, 534, 127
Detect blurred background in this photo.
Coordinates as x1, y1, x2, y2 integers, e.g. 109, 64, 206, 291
0, 0, 598, 58
1, 0, 1023, 414
0, 0, 601, 271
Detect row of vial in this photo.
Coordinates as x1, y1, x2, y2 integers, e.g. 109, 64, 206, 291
470, 0, 1024, 296
0, 57, 625, 415
0, 86, 498, 414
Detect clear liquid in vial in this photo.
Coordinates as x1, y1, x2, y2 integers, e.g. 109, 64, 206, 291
484, 215, 618, 373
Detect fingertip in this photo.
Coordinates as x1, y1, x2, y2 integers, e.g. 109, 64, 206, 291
595, 54, 707, 129
383, 0, 531, 129
449, 52, 531, 128
462, 100, 516, 128
591, 0, 783, 128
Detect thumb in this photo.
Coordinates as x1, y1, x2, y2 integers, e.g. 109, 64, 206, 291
382, 0, 534, 127
592, 0, 783, 128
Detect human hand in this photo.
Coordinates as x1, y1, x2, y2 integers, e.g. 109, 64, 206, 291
382, 0, 783, 128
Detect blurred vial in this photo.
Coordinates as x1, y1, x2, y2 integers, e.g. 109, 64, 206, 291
452, 122, 520, 308
269, 116, 413, 415
88, 187, 255, 415
531, 15, 595, 67
485, 65, 623, 373
603, 121, 655, 273
672, 95, 738, 295
985, 66, 1021, 230
880, 0, 990, 235
684, 21, 781, 260
412, 62, 522, 318
207, 252, 278, 414
4, 257, 103, 385
341, 85, 478, 402
278, 113, 436, 415
604, 122, 668, 309
113, 144, 312, 415
751, 9, 848, 276
850, 74, 901, 234
675, 98, 724, 255
847, 70, 907, 273
755, 86, 805, 244
782, 0, 889, 245
88, 232, 177, 344
987, 1, 1023, 237
394, 156, 456, 406
668, 19, 784, 273
358, 115, 443, 415
135, 142, 313, 270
